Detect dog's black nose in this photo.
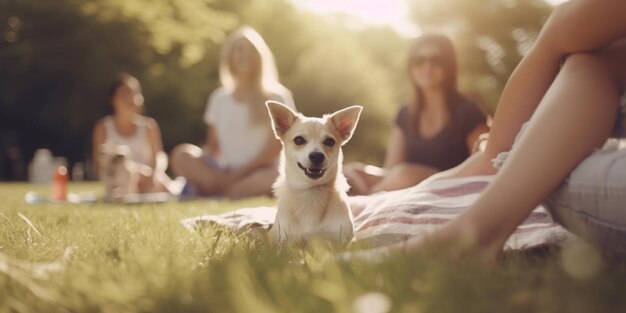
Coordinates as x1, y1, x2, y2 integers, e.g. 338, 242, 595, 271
308, 152, 325, 165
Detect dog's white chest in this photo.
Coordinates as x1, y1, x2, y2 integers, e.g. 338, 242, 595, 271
270, 189, 353, 246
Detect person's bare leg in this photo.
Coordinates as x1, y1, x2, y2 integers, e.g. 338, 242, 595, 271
447, 1, 626, 178
370, 163, 439, 194
224, 166, 279, 199
149, 151, 179, 194
170, 144, 223, 195
408, 52, 623, 262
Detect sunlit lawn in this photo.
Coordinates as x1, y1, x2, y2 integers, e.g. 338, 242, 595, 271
1, 182, 626, 313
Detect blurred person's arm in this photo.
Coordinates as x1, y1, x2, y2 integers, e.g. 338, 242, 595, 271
382, 127, 406, 169
136, 118, 164, 192
145, 118, 163, 170
91, 120, 106, 178
204, 125, 220, 157
203, 89, 221, 158
465, 123, 490, 154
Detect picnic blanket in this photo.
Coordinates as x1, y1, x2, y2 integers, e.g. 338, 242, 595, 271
181, 176, 576, 250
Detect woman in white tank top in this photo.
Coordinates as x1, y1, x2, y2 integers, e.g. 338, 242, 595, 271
92, 73, 174, 194
102, 115, 151, 166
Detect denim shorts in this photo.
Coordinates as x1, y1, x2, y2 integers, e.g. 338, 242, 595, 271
544, 139, 626, 253
200, 154, 222, 169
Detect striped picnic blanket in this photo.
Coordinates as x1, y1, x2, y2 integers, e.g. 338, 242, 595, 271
181, 176, 576, 250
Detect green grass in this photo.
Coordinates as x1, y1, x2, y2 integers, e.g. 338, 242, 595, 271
1, 182, 625, 313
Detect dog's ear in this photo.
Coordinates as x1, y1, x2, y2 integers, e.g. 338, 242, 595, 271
266, 101, 298, 138
329, 106, 363, 143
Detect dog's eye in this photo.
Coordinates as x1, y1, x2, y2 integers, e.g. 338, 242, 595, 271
323, 138, 336, 147
293, 136, 306, 145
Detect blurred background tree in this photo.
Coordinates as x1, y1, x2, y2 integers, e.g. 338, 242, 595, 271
0, 0, 237, 178
0, 0, 554, 180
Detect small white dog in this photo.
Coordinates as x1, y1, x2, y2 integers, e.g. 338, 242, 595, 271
266, 101, 362, 247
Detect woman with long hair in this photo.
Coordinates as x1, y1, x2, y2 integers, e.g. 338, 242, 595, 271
345, 33, 489, 195
171, 26, 295, 199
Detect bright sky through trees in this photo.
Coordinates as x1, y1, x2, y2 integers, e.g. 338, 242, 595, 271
291, 0, 568, 37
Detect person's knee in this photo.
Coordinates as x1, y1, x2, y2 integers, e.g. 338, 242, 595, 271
169, 147, 185, 171
533, 1, 590, 56
170, 144, 200, 174
546, 1, 575, 34
530, 2, 570, 53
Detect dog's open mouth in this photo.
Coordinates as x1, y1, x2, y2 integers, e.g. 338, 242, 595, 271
297, 162, 326, 179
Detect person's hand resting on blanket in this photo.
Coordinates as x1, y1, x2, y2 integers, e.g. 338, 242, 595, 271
345, 0, 626, 264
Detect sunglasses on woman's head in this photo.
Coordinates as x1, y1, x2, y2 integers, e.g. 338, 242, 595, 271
411, 54, 445, 67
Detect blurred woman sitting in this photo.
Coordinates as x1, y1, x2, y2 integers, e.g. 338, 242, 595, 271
92, 73, 174, 194
170, 26, 295, 199
345, 33, 489, 195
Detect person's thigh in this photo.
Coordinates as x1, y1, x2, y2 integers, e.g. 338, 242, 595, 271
225, 166, 279, 199
170, 144, 202, 174
542, 45, 626, 251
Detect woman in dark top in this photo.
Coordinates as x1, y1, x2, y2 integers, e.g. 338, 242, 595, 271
345, 33, 489, 195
